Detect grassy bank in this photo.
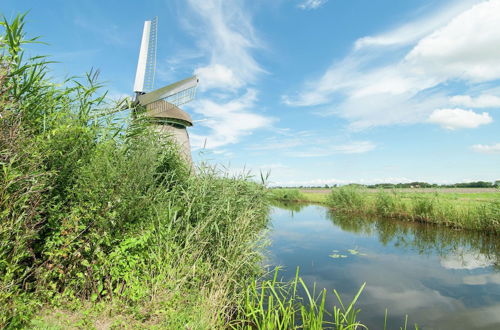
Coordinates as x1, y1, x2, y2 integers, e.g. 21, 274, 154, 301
269, 188, 328, 204
1, 14, 271, 328
270, 187, 500, 232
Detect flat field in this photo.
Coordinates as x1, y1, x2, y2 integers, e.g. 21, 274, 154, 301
298, 188, 499, 204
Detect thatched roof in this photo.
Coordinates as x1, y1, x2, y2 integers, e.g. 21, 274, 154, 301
145, 100, 193, 127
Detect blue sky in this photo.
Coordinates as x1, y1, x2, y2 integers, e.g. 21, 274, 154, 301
3, 0, 500, 186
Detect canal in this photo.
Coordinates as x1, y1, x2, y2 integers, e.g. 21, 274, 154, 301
268, 203, 500, 329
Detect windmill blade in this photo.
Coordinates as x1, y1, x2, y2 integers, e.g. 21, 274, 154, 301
133, 17, 157, 93
137, 75, 198, 106
92, 97, 135, 118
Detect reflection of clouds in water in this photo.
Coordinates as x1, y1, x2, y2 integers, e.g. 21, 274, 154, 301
440, 250, 494, 270
444, 304, 500, 329
366, 286, 460, 314
463, 273, 500, 285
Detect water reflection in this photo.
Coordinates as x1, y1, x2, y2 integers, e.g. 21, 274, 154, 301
268, 204, 500, 330
326, 211, 500, 270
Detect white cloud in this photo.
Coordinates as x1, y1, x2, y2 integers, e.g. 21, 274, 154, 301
186, 0, 264, 91
463, 273, 500, 285
354, 0, 479, 49
194, 64, 243, 91
298, 0, 328, 10
471, 143, 500, 154
190, 89, 273, 149
182, 0, 271, 149
286, 141, 375, 157
428, 108, 492, 129
284, 0, 500, 129
450, 94, 500, 108
406, 0, 500, 82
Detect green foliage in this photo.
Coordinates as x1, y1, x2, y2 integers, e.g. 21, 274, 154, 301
327, 186, 366, 212
326, 187, 500, 232
232, 268, 367, 329
1, 13, 271, 328
269, 188, 304, 202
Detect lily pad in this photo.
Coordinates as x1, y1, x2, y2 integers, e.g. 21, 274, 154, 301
329, 253, 348, 259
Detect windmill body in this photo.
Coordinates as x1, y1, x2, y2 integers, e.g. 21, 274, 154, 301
133, 17, 198, 165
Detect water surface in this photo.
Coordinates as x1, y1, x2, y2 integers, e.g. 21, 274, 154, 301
268, 203, 500, 329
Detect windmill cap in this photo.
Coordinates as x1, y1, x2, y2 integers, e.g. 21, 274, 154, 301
145, 100, 193, 127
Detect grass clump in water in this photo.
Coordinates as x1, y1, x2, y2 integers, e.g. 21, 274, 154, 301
232, 268, 366, 329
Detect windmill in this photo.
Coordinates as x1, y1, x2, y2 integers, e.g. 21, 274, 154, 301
132, 17, 198, 164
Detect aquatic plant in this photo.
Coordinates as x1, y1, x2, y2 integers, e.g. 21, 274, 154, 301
232, 268, 367, 329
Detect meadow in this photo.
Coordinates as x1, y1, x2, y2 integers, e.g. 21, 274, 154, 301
270, 187, 500, 232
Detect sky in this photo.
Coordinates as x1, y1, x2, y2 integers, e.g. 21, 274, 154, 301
2, 0, 500, 186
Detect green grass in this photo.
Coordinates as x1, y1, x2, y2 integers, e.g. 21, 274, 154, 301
270, 187, 500, 232
232, 269, 367, 329
269, 188, 305, 202
326, 187, 500, 232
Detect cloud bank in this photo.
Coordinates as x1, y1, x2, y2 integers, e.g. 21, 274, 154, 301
284, 0, 500, 130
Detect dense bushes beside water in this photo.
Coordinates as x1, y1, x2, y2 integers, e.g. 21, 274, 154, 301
327, 187, 500, 232
0, 14, 272, 328
269, 188, 304, 202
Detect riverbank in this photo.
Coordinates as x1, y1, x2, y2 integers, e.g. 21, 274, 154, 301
1, 15, 373, 329
270, 188, 500, 232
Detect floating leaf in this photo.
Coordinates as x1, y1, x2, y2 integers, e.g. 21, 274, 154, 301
329, 253, 348, 259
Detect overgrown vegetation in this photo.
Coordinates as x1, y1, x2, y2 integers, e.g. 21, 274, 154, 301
0, 14, 272, 328
326, 187, 500, 232
1, 14, 379, 329
232, 269, 368, 330
269, 188, 305, 202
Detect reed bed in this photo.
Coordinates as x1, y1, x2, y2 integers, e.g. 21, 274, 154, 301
1, 14, 271, 328
231, 269, 366, 330
326, 187, 500, 232
269, 188, 305, 202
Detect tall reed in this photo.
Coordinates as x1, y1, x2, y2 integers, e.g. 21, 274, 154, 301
327, 187, 500, 232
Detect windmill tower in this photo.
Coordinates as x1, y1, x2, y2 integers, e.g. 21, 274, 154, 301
133, 17, 198, 164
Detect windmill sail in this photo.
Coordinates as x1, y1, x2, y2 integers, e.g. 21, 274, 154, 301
137, 75, 198, 108
134, 17, 157, 93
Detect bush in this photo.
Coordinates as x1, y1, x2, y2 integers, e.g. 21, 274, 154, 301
269, 188, 304, 202
327, 186, 366, 212
1, 14, 270, 328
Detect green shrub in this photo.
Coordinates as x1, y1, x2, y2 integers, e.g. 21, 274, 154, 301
1, 14, 270, 328
327, 186, 366, 212
269, 188, 304, 202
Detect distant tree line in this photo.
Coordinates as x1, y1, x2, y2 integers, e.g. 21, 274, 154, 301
273, 180, 500, 189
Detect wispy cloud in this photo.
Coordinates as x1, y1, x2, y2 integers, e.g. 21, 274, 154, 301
186, 0, 264, 91
190, 89, 273, 149
471, 143, 500, 154
298, 0, 328, 10
450, 94, 500, 108
285, 141, 376, 157
183, 0, 271, 149
284, 0, 500, 129
74, 18, 128, 46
